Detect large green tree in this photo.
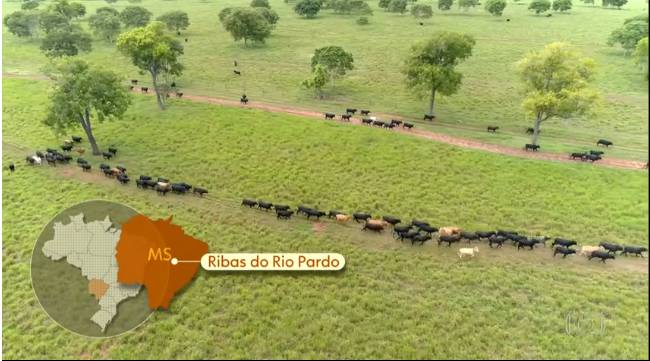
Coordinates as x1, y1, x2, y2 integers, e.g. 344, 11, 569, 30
117, 21, 184, 110
438, 0, 454, 10
251, 0, 271, 7
602, 0, 627, 8
21, 0, 41, 11
44, 60, 131, 155
608, 15, 648, 54
552, 0, 572, 11
528, 0, 551, 13
219, 7, 273, 45
294, 0, 322, 18
120, 6, 152, 28
3, 11, 39, 38
47, 0, 86, 20
485, 0, 507, 15
402, 31, 475, 117
411, 4, 433, 19
387, 0, 408, 13
634, 37, 648, 79
302, 64, 329, 98
156, 10, 190, 33
40, 24, 92, 58
39, 12, 69, 34
516, 42, 599, 145
311, 46, 354, 86
89, 8, 122, 41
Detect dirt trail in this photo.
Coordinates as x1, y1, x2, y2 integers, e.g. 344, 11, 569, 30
4, 72, 647, 170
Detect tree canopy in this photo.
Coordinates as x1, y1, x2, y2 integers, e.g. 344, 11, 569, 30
219, 7, 274, 45
528, 0, 551, 14
311, 46, 354, 85
633, 36, 648, 79
117, 21, 184, 109
47, 0, 86, 20
89, 8, 122, 41
40, 24, 92, 58
120, 6, 152, 28
4, 11, 39, 37
516, 42, 599, 145
608, 15, 648, 54
411, 4, 433, 19
251, 0, 271, 7
485, 0, 507, 16
458, 0, 480, 10
402, 31, 475, 117
302, 64, 328, 98
602, 0, 627, 8
438, 0, 454, 10
156, 11, 190, 32
552, 0, 572, 12
44, 60, 131, 155
294, 0, 322, 18
387, 0, 408, 13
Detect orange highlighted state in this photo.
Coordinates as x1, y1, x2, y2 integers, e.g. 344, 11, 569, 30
115, 215, 208, 309
88, 279, 109, 300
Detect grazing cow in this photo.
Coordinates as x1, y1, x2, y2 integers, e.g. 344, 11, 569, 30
116, 165, 127, 173
367, 219, 388, 228
324, 112, 335, 119
192, 187, 208, 197
141, 87, 149, 93
419, 224, 439, 236
578, 246, 603, 257
336, 214, 351, 222
353, 213, 371, 223
305, 209, 327, 220
131, 79, 138, 85
8, 162, 15, 173
372, 120, 385, 127
596, 139, 613, 147
460, 231, 479, 243
390, 119, 402, 126
72, 136, 82, 143
439, 226, 461, 237
99, 163, 110, 170
412, 234, 431, 246
362, 222, 384, 233
570, 152, 586, 160
477, 231, 495, 240
403, 122, 414, 129
582, 154, 601, 162
102, 152, 113, 160
621, 246, 648, 257
274, 204, 291, 211
156, 182, 171, 196
176, 92, 183, 98
594, 244, 619, 257
487, 126, 499, 133
108, 147, 117, 155
526, 127, 538, 134
341, 114, 351, 121
382, 216, 401, 226
423, 114, 435, 121
362, 118, 373, 125
488, 235, 506, 248
438, 234, 461, 247
398, 230, 419, 242
589, 150, 604, 156
276, 210, 294, 220
258, 201, 273, 211
80, 163, 91, 172
588, 251, 615, 263
554, 247, 576, 258
327, 210, 343, 218
516, 238, 536, 250
552, 238, 577, 248
234, 70, 241, 75
458, 247, 480, 258
346, 108, 357, 115
117, 173, 130, 184
392, 224, 412, 239
360, 110, 370, 116
297, 205, 313, 216
241, 199, 258, 208
61, 144, 73, 152
524, 144, 540, 152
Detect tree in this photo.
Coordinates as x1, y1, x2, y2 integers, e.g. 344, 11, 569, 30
438, 0, 454, 10
4, 11, 39, 37
329, 0, 373, 14
302, 64, 328, 98
602, 0, 627, 8
458, 0, 480, 9
48, 0, 86, 20
295, 0, 322, 18
516, 42, 599, 146
21, 0, 41, 11
89, 10, 121, 41
40, 25, 92, 58
44, 60, 131, 155
251, 0, 271, 7
379, 0, 392, 8
411, 4, 433, 18
156, 11, 190, 32
387, 0, 408, 13
552, 0, 572, 11
581, 0, 595, 5
97, 6, 120, 16
311, 46, 354, 86
256, 7, 280, 27
528, 0, 551, 14
402, 31, 475, 117
117, 21, 184, 109
485, 0, 507, 15
219, 8, 272, 45
633, 37, 648, 79
608, 16, 648, 54
120, 6, 152, 28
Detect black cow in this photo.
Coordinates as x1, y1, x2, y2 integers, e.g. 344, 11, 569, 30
99, 163, 110, 170
517, 238, 536, 250
423, 114, 435, 121
526, 127, 538, 134
403, 122, 414, 129
372, 120, 385, 127
276, 210, 294, 220
77, 158, 88, 165
392, 224, 412, 239
72, 136, 82, 143
598, 242, 622, 254
141, 87, 149, 93
588, 250, 615, 263
390, 119, 402, 126
193, 187, 208, 197
487, 126, 499, 133
102, 152, 113, 160
382, 216, 401, 226
45, 155, 56, 166
362, 118, 373, 125
583, 154, 601, 162
589, 150, 604, 156
240, 96, 249, 104
477, 231, 496, 239
360, 110, 370, 116
346, 108, 357, 115
233, 70, 241, 75
412, 219, 430, 229
570, 152, 586, 160
524, 144, 540, 152
61, 144, 73, 152
621, 246, 647, 257
305, 209, 326, 220
131, 79, 138, 85
439, 234, 461, 247
258, 201, 273, 211
497, 230, 518, 237
157, 177, 169, 183
384, 123, 396, 129
297, 205, 313, 216
596, 139, 613, 147
554, 247, 576, 258
176, 92, 184, 98
324, 113, 335, 119
488, 235, 506, 248
80, 163, 91, 172
242, 199, 258, 208
274, 204, 291, 212
531, 236, 550, 247
552, 238, 577, 248
412, 234, 431, 246
341, 114, 351, 121
103, 167, 115, 177
419, 224, 439, 236
116, 165, 127, 173
398, 230, 419, 242
139, 175, 152, 181
117, 174, 130, 184
171, 183, 189, 194
353, 213, 371, 223
327, 210, 343, 218
460, 231, 479, 243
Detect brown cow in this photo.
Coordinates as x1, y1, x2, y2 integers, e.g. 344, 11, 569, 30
439, 226, 461, 237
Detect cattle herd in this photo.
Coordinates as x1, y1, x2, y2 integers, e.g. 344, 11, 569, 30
240, 198, 647, 262
324, 109, 416, 130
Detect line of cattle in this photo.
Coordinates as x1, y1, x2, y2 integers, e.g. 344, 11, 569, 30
25, 138, 209, 197
324, 109, 416, 130
240, 198, 647, 262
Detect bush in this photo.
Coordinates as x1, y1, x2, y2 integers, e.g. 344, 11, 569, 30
387, 0, 408, 13
379, 0, 391, 8
251, 0, 271, 7
294, 0, 322, 18
528, 0, 551, 14
411, 4, 433, 18
356, 16, 369, 24
602, 0, 627, 8
485, 0, 506, 15
552, 0, 571, 11
438, 0, 453, 10
458, 0, 480, 9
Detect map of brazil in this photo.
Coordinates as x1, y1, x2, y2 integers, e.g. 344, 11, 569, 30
31, 200, 208, 337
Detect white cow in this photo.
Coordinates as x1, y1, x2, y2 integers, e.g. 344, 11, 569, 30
579, 245, 603, 257
458, 247, 479, 258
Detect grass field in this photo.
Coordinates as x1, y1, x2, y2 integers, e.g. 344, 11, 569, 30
2, 0, 649, 161
2, 77, 649, 359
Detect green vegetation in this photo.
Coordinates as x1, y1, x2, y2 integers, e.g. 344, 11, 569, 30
251, 0, 271, 7
458, 0, 480, 10
3, 0, 648, 161
219, 7, 274, 45
438, 0, 454, 10
3, 78, 648, 358
608, 15, 649, 54
89, 7, 122, 41
3, 10, 39, 38
356, 15, 369, 24
119, 5, 152, 28
403, 31, 475, 117
410, 3, 433, 19
387, 0, 408, 13
552, 0, 572, 11
484, 0, 507, 16
529, 0, 551, 14
634, 36, 648, 78
294, 0, 322, 18
310, 45, 354, 86
602, 0, 628, 8
156, 10, 190, 33
40, 24, 92, 58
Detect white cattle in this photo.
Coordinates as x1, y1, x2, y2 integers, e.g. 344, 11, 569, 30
578, 245, 603, 257
458, 247, 479, 258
